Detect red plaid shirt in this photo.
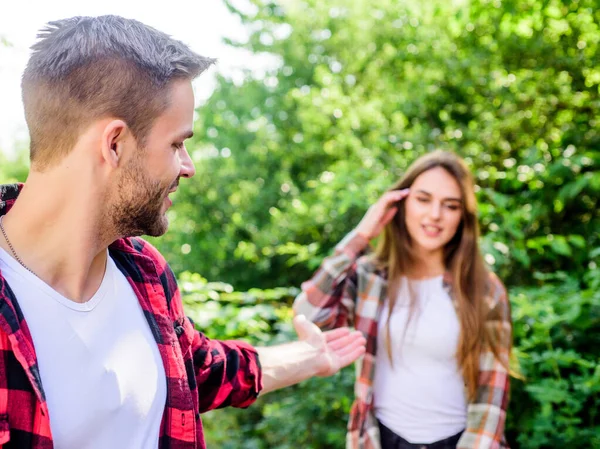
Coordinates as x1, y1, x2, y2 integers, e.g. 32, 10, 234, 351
0, 183, 262, 449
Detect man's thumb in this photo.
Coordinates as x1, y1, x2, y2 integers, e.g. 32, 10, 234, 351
293, 314, 314, 341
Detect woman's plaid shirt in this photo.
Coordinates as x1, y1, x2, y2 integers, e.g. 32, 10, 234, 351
0, 183, 262, 449
294, 231, 511, 449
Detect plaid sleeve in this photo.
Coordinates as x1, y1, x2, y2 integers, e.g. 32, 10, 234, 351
293, 230, 368, 329
184, 316, 262, 412
457, 273, 512, 449
135, 238, 263, 413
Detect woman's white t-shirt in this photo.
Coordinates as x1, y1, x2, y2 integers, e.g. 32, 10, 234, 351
373, 275, 467, 444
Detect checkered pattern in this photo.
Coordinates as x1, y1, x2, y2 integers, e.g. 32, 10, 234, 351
0, 183, 262, 449
294, 231, 511, 449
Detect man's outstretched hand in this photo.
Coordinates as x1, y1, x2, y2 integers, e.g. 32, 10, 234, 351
293, 315, 366, 377
257, 316, 366, 394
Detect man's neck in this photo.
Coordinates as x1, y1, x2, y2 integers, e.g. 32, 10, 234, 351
0, 175, 117, 303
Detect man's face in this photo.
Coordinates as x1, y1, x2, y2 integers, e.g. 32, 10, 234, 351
112, 80, 196, 237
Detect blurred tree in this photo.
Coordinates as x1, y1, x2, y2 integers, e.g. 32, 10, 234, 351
148, 0, 600, 446
0, 1, 598, 445
181, 266, 600, 448
0, 150, 29, 183
154, 0, 599, 293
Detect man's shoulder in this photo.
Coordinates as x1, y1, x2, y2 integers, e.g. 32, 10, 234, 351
109, 237, 175, 286
110, 237, 181, 313
0, 183, 24, 214
110, 237, 167, 266
0, 183, 22, 200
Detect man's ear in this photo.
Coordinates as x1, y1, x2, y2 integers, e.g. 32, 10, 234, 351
101, 119, 129, 168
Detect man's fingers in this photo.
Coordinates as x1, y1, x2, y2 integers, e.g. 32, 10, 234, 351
323, 327, 351, 343
327, 331, 365, 351
336, 345, 366, 369
331, 334, 366, 355
293, 315, 318, 341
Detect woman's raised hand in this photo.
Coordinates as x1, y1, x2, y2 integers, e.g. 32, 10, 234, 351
355, 189, 410, 240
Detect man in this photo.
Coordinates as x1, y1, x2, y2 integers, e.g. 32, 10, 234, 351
0, 15, 366, 449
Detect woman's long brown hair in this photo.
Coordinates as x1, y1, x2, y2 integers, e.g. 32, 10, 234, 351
373, 150, 507, 401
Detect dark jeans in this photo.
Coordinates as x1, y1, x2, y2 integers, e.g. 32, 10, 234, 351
378, 421, 463, 449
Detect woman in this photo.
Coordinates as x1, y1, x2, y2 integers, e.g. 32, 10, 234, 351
294, 151, 512, 449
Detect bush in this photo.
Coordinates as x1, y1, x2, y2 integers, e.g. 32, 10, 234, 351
182, 267, 600, 448
507, 270, 600, 448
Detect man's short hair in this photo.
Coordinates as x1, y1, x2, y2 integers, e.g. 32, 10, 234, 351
22, 15, 214, 169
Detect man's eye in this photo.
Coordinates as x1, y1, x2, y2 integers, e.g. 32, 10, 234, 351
417, 197, 429, 203
172, 143, 184, 150
446, 205, 460, 211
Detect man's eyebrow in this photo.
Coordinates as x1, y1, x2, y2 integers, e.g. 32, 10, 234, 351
415, 189, 462, 202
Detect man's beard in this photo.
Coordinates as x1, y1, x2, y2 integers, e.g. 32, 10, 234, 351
111, 160, 176, 238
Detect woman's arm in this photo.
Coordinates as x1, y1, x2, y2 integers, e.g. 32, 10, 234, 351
293, 230, 368, 329
293, 189, 409, 329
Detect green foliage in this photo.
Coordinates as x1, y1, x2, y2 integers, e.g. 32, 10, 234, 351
0, 151, 28, 183
179, 271, 297, 345
155, 0, 599, 292
508, 271, 600, 448
183, 268, 600, 448
152, 0, 600, 447
177, 274, 354, 448
1, 0, 599, 446
203, 370, 355, 449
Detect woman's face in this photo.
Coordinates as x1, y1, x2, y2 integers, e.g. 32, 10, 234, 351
404, 166, 463, 255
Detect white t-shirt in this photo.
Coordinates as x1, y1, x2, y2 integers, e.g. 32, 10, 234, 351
0, 248, 167, 449
373, 276, 467, 444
